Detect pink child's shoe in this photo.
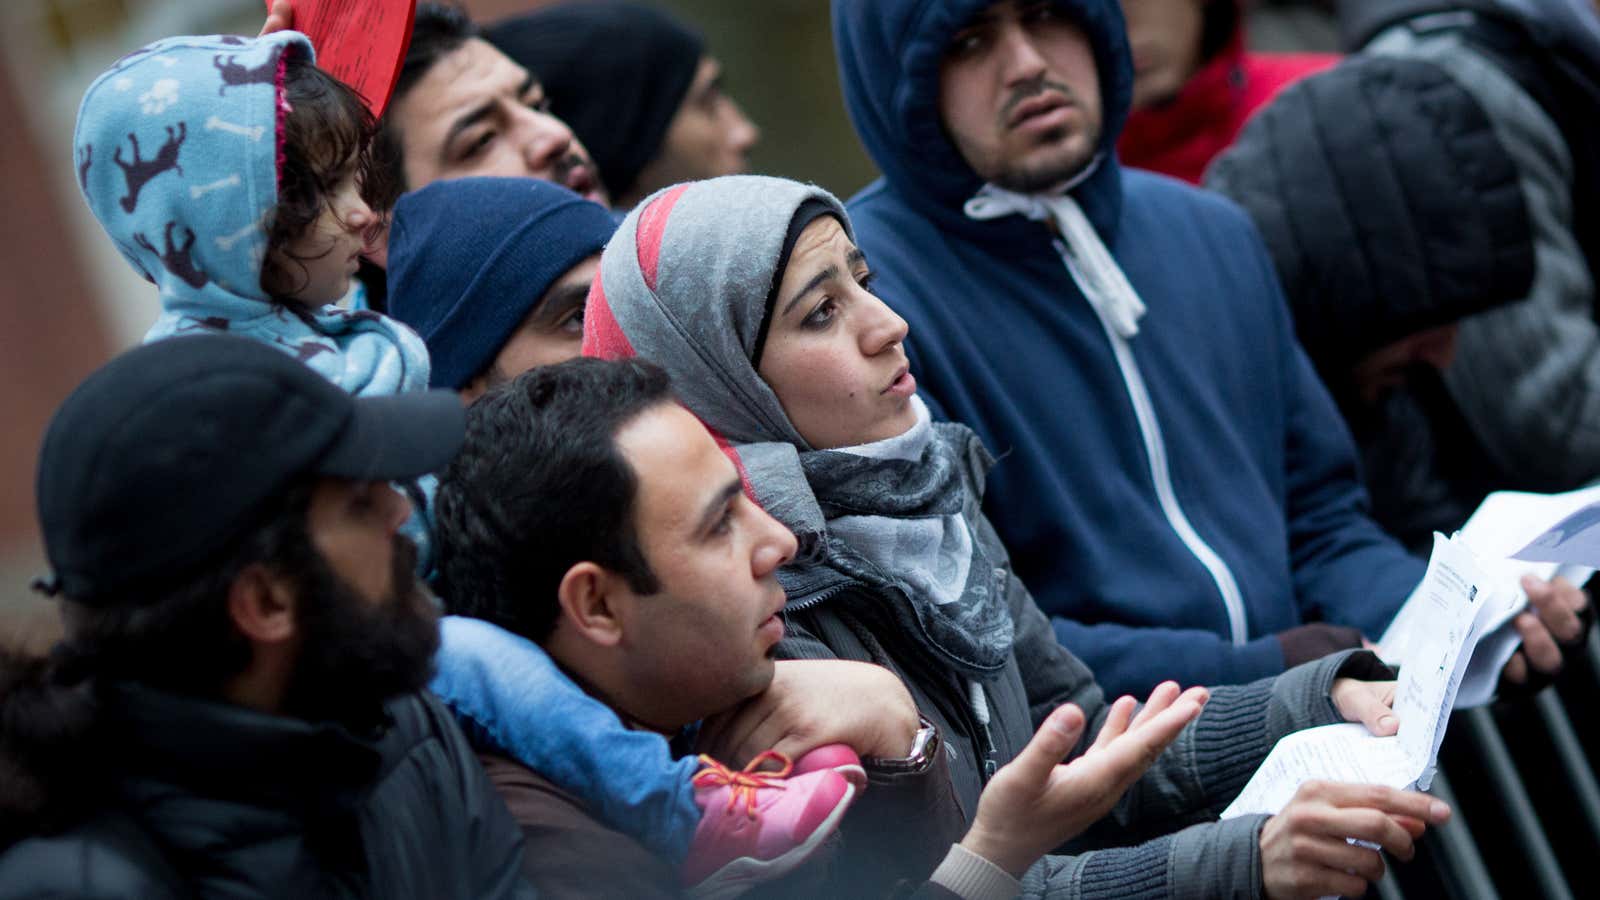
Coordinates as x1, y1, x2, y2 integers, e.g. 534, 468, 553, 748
681, 750, 858, 899
789, 743, 868, 789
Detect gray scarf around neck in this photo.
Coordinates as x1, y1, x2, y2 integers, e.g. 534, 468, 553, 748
799, 396, 1015, 674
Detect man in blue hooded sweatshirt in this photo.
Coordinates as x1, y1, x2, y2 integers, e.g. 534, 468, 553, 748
830, 0, 1586, 696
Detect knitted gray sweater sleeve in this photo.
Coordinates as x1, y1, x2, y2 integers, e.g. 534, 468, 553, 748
1022, 815, 1267, 900
1015, 575, 1381, 900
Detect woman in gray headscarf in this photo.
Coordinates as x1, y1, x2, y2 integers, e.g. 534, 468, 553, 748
584, 175, 1405, 899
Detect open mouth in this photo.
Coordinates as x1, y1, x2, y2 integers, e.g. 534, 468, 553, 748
882, 364, 916, 397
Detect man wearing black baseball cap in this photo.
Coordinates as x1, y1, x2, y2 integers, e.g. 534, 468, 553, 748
0, 335, 532, 898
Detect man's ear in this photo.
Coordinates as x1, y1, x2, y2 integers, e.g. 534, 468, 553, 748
226, 562, 298, 647
556, 562, 626, 648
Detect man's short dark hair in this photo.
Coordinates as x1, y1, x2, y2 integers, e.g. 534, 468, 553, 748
433, 358, 673, 643
374, 2, 480, 191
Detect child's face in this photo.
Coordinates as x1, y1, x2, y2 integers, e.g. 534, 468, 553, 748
272, 170, 375, 306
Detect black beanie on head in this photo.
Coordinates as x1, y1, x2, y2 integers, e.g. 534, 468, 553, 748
1205, 55, 1535, 372
487, 2, 704, 201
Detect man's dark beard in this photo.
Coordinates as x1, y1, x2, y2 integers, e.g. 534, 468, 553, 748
280, 536, 440, 732
990, 77, 1101, 194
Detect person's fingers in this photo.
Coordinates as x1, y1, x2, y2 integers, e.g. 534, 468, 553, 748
1319, 782, 1452, 825
1390, 814, 1427, 838
1339, 684, 1399, 737
1010, 704, 1087, 785
1524, 576, 1585, 642
1503, 650, 1529, 684
1516, 613, 1564, 675
1091, 695, 1136, 751
1296, 867, 1374, 900
1300, 837, 1387, 883
705, 699, 787, 767
1301, 805, 1417, 860
1123, 698, 1202, 763
259, 0, 294, 36
1128, 681, 1179, 729
1068, 696, 1203, 798
741, 705, 815, 766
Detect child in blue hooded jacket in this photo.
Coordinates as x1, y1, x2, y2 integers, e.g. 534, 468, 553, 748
74, 30, 427, 394
73, 32, 860, 895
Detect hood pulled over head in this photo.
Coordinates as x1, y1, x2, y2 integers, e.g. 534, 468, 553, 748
1206, 55, 1534, 370
75, 31, 311, 304
582, 175, 850, 449
831, 0, 1134, 235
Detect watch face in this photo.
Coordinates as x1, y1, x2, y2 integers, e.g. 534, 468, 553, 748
908, 722, 937, 762
862, 721, 939, 772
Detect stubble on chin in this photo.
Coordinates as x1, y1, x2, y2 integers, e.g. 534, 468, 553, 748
988, 127, 1101, 195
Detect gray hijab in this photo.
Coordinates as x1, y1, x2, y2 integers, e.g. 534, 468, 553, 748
584, 175, 1014, 674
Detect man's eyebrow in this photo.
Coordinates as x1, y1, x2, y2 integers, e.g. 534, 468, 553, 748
696, 479, 744, 533
443, 101, 497, 155
781, 265, 840, 318
441, 73, 538, 156
530, 283, 589, 323
847, 248, 867, 269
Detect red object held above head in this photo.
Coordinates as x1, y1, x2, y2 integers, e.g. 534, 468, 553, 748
265, 0, 415, 117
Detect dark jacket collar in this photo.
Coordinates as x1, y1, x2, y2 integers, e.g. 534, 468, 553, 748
108, 682, 387, 817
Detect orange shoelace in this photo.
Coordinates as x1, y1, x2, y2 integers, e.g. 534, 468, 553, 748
691, 750, 793, 820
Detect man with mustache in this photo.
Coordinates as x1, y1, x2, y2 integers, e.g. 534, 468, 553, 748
260, 2, 611, 312
830, 0, 1587, 700
374, 4, 609, 207
0, 335, 532, 897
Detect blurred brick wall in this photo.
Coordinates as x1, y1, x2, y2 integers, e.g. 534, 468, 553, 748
0, 43, 112, 650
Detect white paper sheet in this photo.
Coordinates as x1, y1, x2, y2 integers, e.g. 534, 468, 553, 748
1224, 536, 1488, 818
1380, 486, 1599, 708
1221, 724, 1415, 818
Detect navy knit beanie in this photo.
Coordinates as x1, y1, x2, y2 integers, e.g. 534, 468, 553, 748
387, 177, 618, 390
487, 2, 704, 201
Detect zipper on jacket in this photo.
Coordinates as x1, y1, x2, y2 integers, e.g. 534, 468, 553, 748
781, 581, 852, 616
1052, 238, 1250, 645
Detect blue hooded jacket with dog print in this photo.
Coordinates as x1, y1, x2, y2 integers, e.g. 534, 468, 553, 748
74, 30, 428, 395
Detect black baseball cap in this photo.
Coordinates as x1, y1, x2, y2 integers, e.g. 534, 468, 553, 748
35, 334, 465, 601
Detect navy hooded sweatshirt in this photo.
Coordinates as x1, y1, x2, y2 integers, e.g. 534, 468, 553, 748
832, 0, 1427, 695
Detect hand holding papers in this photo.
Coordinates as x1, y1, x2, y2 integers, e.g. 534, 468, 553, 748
1223, 535, 1489, 818
1387, 484, 1600, 707
1224, 485, 1600, 821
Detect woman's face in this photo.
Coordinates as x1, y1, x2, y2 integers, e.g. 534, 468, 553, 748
757, 216, 919, 449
